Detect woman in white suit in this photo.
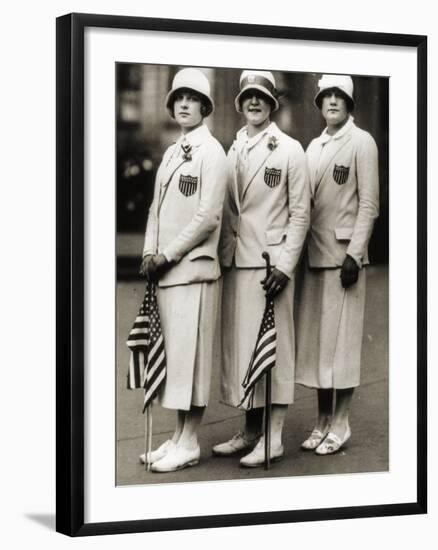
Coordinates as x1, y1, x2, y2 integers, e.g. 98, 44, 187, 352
213, 70, 309, 467
139, 68, 227, 472
295, 74, 379, 454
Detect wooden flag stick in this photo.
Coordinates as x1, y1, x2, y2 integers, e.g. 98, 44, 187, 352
147, 403, 153, 471
265, 369, 272, 470
144, 407, 149, 472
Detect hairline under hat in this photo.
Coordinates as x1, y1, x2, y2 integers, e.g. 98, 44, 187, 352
166, 86, 213, 118
314, 86, 355, 111
235, 72, 279, 113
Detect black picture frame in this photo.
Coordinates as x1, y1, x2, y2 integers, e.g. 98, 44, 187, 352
56, 12, 427, 537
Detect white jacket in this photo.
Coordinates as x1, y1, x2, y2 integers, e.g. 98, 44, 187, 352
306, 116, 379, 268
143, 124, 227, 287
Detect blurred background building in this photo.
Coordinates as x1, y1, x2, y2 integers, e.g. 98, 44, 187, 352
117, 64, 388, 278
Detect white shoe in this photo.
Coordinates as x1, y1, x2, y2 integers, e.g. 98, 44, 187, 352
151, 444, 200, 473
240, 437, 284, 468
315, 425, 351, 455
212, 431, 260, 456
139, 439, 175, 465
301, 426, 330, 451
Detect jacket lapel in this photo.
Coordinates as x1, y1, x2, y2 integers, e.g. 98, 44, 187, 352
308, 146, 320, 197
314, 132, 352, 195
227, 145, 241, 213
157, 127, 206, 209
241, 145, 274, 202
313, 118, 354, 194
158, 147, 189, 209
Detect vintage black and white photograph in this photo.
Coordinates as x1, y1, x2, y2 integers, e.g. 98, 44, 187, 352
115, 63, 389, 485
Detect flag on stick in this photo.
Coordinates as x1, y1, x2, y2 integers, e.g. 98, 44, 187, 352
127, 282, 166, 412
238, 255, 277, 410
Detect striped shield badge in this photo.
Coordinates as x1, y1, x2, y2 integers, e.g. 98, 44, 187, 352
179, 174, 198, 196
333, 164, 350, 185
264, 167, 282, 188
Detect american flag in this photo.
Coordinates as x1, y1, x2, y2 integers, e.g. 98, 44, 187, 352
127, 283, 166, 412
239, 296, 277, 409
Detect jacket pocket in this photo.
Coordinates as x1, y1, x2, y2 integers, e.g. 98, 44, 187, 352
265, 227, 287, 245
188, 245, 216, 261
334, 227, 354, 241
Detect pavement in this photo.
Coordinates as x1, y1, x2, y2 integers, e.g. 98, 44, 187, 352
116, 265, 388, 485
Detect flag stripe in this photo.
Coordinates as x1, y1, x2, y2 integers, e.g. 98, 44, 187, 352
128, 353, 137, 389
244, 352, 276, 388
247, 344, 276, 379
149, 338, 164, 366
133, 351, 142, 388
238, 297, 276, 408
129, 327, 149, 334
243, 357, 276, 393
127, 283, 167, 411
145, 360, 165, 394
254, 330, 276, 355
242, 351, 276, 391
144, 354, 164, 387
143, 372, 166, 411
127, 339, 149, 348
128, 333, 150, 341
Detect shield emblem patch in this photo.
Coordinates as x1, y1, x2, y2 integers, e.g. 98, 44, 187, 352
264, 167, 282, 188
333, 164, 350, 185
179, 174, 198, 196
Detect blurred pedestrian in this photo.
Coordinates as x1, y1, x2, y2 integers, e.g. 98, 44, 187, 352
296, 74, 379, 454
213, 70, 310, 467
139, 68, 227, 472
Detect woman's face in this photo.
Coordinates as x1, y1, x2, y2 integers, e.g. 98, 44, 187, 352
241, 90, 272, 128
173, 89, 203, 131
321, 89, 349, 128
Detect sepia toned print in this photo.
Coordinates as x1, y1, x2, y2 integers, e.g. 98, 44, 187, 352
116, 63, 388, 485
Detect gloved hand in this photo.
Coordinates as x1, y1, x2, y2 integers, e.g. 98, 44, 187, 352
139, 254, 172, 282
139, 254, 154, 278
340, 255, 359, 289
261, 267, 289, 299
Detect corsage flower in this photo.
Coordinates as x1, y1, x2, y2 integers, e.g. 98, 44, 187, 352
267, 136, 279, 151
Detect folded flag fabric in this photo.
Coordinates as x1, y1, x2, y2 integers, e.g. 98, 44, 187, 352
127, 283, 166, 412
238, 295, 276, 409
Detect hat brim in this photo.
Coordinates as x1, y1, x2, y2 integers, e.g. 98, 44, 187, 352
314, 87, 354, 111
165, 87, 214, 118
234, 84, 279, 113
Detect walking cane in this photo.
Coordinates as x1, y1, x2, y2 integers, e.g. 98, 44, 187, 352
262, 252, 272, 471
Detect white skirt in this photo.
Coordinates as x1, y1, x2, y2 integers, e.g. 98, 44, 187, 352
220, 266, 295, 409
295, 266, 366, 389
156, 280, 220, 410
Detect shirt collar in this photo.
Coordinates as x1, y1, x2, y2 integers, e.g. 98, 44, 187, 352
236, 121, 279, 151
319, 115, 354, 145
178, 123, 210, 148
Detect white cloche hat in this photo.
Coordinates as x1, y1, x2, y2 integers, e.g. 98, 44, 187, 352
234, 70, 279, 113
165, 68, 214, 118
314, 74, 354, 111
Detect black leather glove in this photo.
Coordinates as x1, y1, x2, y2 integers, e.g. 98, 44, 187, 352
261, 267, 289, 299
139, 254, 154, 279
340, 255, 359, 289
139, 254, 172, 282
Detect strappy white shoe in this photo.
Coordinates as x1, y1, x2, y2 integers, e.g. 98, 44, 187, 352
315, 425, 351, 455
301, 426, 330, 451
